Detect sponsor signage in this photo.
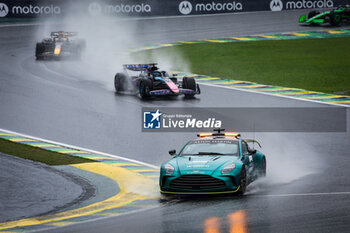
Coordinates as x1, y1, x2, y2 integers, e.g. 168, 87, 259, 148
142, 107, 346, 132
0, 0, 155, 18
178, 0, 244, 15
142, 108, 222, 132
0, 2, 9, 17
0, 0, 348, 18
87, 1, 152, 16
270, 0, 283, 11
0, 1, 62, 18
269, 0, 334, 11
179, 1, 192, 15
176, 0, 344, 15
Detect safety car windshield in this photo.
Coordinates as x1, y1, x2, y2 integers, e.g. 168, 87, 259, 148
180, 140, 239, 156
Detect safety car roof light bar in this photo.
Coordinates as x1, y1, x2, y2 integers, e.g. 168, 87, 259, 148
197, 128, 241, 138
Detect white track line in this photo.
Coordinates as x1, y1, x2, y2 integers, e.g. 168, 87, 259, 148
0, 128, 159, 169
258, 191, 350, 198
199, 82, 350, 108
33, 204, 161, 233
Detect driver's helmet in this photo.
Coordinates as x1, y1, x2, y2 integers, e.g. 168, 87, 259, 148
152, 71, 163, 81
56, 32, 67, 42
58, 36, 67, 41
43, 38, 52, 43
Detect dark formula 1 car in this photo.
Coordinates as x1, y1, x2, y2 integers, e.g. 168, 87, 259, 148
35, 31, 86, 60
114, 63, 200, 98
159, 129, 266, 195
299, 5, 350, 26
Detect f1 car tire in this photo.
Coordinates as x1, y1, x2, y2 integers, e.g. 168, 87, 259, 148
35, 43, 45, 60
330, 12, 342, 26
114, 73, 128, 93
237, 166, 247, 195
139, 79, 152, 99
308, 10, 320, 19
182, 77, 196, 98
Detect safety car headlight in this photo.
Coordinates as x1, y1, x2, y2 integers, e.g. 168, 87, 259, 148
221, 163, 235, 174
164, 163, 175, 174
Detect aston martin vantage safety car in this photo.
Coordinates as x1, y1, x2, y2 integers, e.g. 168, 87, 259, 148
114, 63, 200, 98
159, 129, 266, 195
35, 31, 86, 60
299, 5, 350, 26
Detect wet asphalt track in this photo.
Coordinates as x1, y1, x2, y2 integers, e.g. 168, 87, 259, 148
1, 10, 350, 233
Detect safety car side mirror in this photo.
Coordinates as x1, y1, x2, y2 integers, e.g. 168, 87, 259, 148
169, 149, 176, 156
249, 149, 257, 155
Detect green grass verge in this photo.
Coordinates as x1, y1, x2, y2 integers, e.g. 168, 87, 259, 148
134, 37, 350, 94
0, 138, 94, 165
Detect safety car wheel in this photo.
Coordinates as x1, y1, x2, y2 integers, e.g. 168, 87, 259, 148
237, 166, 247, 195
182, 77, 196, 98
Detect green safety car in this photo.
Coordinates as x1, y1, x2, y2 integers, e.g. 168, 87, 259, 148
159, 129, 266, 195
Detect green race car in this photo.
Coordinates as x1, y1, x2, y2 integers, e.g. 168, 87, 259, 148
299, 6, 350, 26
159, 129, 266, 195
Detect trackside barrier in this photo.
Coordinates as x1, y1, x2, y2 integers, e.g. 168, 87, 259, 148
0, 0, 349, 18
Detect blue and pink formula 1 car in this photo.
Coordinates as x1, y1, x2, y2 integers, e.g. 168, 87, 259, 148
114, 63, 200, 99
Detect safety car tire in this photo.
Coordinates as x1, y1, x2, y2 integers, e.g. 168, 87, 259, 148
237, 166, 247, 195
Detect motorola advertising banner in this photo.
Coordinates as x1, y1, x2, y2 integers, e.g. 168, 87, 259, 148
0, 0, 160, 18
0, 0, 348, 18
176, 0, 347, 15
0, 0, 64, 18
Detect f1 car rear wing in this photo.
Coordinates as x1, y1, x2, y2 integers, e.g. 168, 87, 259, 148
123, 63, 158, 71
51, 31, 78, 37
244, 139, 262, 148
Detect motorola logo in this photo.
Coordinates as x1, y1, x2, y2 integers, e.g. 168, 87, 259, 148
88, 2, 102, 16
0, 3, 9, 17
89, 1, 151, 15
179, 1, 192, 15
270, 0, 283, 11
